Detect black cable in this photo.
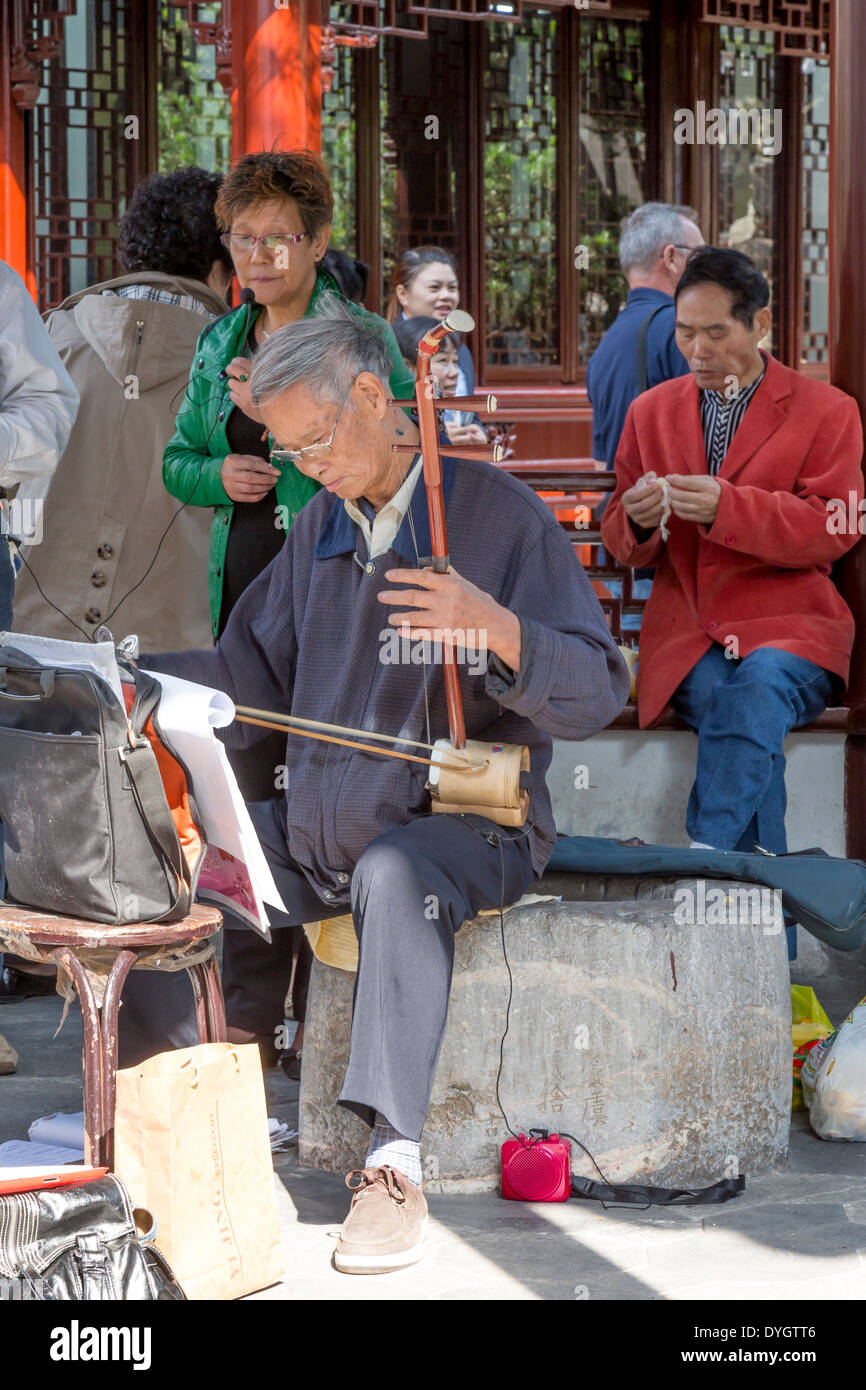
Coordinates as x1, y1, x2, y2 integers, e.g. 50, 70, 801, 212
557, 1132, 652, 1211
457, 809, 535, 1147
462, 808, 652, 1208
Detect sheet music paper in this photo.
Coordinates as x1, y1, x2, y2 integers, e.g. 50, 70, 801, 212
0, 631, 124, 708
144, 669, 286, 934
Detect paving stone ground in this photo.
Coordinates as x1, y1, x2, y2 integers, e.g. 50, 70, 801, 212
2, 957, 865, 1303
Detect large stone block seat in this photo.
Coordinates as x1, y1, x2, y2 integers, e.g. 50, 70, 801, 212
299, 874, 791, 1193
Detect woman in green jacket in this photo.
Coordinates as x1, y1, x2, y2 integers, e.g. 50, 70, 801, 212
163, 149, 414, 649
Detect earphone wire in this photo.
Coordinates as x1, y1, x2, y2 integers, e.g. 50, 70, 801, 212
460, 809, 642, 1210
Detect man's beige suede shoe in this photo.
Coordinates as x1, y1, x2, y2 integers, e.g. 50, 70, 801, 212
0, 1033, 18, 1075
334, 1166, 427, 1274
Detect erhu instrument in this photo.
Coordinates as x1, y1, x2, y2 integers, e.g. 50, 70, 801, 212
234, 309, 530, 828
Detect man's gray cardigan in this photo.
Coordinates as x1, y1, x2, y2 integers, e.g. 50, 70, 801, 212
144, 454, 630, 904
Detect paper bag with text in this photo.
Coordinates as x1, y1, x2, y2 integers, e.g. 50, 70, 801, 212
114, 1042, 283, 1300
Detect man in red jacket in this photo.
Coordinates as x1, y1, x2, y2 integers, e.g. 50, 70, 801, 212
602, 246, 863, 869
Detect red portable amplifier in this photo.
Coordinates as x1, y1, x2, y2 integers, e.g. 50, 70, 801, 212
500, 1132, 572, 1202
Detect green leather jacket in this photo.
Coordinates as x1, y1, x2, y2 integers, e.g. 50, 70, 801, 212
162, 268, 416, 639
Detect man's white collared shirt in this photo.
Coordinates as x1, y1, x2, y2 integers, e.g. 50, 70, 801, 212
344, 455, 423, 559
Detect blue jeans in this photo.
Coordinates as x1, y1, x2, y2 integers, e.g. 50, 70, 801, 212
671, 644, 834, 855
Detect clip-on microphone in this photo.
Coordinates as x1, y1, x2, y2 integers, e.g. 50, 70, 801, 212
217, 287, 257, 381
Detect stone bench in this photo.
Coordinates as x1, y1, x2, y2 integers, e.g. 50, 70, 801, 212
299, 876, 791, 1194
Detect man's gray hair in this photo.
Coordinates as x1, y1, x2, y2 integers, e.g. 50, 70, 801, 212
249, 295, 395, 407
619, 202, 699, 274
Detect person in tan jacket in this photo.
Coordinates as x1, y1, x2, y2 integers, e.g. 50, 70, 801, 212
12, 166, 232, 652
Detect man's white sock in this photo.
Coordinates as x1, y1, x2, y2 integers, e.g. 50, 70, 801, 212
690, 840, 716, 851
366, 1112, 422, 1186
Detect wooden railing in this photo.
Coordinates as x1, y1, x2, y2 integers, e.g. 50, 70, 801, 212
502, 461, 643, 643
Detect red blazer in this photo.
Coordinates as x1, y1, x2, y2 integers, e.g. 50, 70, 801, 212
601, 354, 864, 728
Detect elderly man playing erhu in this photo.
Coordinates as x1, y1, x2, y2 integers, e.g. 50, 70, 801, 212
138, 299, 629, 1274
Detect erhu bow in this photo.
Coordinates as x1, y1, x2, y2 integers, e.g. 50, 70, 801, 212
234, 310, 530, 829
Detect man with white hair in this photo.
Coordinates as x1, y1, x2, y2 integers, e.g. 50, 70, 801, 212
587, 203, 704, 468
137, 298, 629, 1274
586, 203, 704, 626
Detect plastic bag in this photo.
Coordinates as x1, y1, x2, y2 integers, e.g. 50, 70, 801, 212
807, 998, 866, 1141
801, 1033, 833, 1109
790, 985, 834, 1111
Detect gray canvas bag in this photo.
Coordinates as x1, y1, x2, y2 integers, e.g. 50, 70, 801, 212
0, 643, 205, 924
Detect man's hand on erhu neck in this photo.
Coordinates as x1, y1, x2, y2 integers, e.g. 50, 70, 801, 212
377, 566, 522, 673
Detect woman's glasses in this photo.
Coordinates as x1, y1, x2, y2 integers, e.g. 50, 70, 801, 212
220, 232, 308, 254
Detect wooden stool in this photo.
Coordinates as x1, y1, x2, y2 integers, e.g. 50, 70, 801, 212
0, 903, 224, 1166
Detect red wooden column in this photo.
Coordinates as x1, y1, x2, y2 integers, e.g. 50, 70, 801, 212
0, 0, 33, 292
230, 0, 323, 156
830, 0, 866, 856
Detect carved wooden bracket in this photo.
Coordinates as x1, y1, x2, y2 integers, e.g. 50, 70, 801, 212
168, 2, 232, 92
188, 20, 233, 94
700, 0, 830, 58
8, 0, 68, 111
10, 35, 60, 110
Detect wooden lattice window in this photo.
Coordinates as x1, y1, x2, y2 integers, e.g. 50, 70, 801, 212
800, 54, 829, 366
482, 12, 560, 371
30, 0, 146, 309
321, 9, 357, 255
158, 2, 232, 173
577, 13, 650, 367
716, 26, 781, 353
700, 0, 829, 58
380, 17, 469, 307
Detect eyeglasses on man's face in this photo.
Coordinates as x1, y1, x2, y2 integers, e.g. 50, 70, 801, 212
220, 232, 308, 254
270, 384, 354, 465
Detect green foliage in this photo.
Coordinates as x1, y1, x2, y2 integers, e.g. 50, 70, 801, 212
322, 114, 356, 250
157, 8, 230, 174
158, 77, 210, 172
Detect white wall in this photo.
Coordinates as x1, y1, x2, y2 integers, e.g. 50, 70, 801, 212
548, 730, 846, 857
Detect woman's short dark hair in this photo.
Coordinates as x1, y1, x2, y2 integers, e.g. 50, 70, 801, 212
393, 315, 463, 363
675, 246, 770, 328
118, 167, 231, 282
321, 247, 369, 303
214, 149, 334, 238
